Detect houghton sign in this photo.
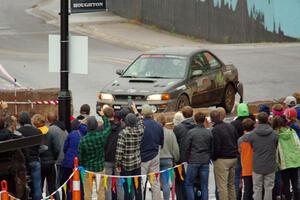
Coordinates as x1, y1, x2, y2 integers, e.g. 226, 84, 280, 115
71, 0, 106, 13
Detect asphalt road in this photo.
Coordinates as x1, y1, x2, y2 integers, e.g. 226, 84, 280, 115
1, 0, 300, 199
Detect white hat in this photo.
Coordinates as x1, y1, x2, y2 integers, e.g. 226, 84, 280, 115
284, 96, 297, 107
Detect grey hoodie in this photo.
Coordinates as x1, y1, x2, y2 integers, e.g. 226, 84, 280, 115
248, 123, 278, 174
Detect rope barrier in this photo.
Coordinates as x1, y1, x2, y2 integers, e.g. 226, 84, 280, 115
84, 162, 186, 178
0, 161, 186, 200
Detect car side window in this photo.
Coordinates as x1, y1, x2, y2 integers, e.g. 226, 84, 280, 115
191, 52, 210, 73
204, 52, 221, 69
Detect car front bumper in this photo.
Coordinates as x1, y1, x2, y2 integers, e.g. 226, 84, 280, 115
96, 99, 177, 113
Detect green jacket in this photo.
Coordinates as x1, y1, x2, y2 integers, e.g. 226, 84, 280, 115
277, 127, 300, 170
78, 116, 111, 172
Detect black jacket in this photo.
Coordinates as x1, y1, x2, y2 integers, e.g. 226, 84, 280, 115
211, 121, 239, 161
183, 125, 213, 164
18, 125, 42, 163
104, 121, 124, 163
173, 118, 195, 162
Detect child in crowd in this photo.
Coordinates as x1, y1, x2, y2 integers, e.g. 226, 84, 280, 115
238, 118, 255, 200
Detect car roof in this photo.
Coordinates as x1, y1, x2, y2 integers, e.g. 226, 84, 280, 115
145, 47, 206, 57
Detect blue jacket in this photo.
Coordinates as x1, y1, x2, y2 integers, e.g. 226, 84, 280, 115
61, 124, 88, 168
140, 118, 164, 162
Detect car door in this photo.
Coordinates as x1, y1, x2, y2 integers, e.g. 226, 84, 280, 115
188, 51, 213, 106
202, 51, 225, 104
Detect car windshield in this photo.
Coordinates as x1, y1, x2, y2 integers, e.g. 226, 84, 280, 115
122, 54, 188, 79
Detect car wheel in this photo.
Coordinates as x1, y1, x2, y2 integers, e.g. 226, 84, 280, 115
221, 84, 236, 113
176, 94, 190, 111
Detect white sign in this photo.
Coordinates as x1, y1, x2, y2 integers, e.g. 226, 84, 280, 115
49, 34, 88, 74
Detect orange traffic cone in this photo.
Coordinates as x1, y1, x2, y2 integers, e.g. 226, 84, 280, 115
1, 180, 9, 200
72, 157, 81, 200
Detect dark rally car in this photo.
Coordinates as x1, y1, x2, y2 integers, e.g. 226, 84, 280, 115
97, 47, 243, 113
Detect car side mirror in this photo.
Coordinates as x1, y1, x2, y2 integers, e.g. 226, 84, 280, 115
116, 69, 124, 76
192, 70, 203, 77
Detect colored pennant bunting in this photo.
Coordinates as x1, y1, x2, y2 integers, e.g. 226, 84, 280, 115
96, 174, 101, 191
155, 172, 159, 182
149, 173, 154, 186
112, 177, 116, 193
177, 165, 184, 181
89, 172, 93, 188
127, 177, 132, 193
58, 188, 62, 200
134, 176, 139, 190
164, 170, 169, 183
120, 177, 125, 190
171, 171, 176, 200
103, 175, 108, 191
170, 168, 175, 182
63, 184, 67, 200
79, 166, 85, 182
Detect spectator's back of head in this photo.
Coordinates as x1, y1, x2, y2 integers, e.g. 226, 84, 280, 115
216, 107, 226, 120
284, 107, 297, 121
272, 116, 287, 130
141, 104, 153, 118
284, 96, 297, 108
80, 104, 90, 115
104, 106, 114, 120
125, 113, 138, 127
194, 112, 206, 125
210, 110, 221, 123
173, 111, 184, 126
242, 118, 255, 132
181, 106, 193, 118
47, 111, 57, 124
272, 104, 284, 117
259, 104, 270, 116
256, 112, 269, 124
115, 107, 131, 121
156, 114, 166, 126
237, 103, 249, 117
19, 112, 31, 126
32, 114, 46, 128
87, 116, 98, 131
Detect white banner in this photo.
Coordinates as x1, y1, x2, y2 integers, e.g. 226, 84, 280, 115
49, 34, 88, 75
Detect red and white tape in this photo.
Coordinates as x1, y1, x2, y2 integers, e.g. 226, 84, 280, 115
5, 99, 59, 106
34, 100, 58, 105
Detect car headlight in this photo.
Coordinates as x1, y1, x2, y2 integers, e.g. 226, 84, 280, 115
147, 94, 170, 101
99, 93, 114, 101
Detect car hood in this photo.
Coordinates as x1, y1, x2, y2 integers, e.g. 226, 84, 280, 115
101, 77, 183, 95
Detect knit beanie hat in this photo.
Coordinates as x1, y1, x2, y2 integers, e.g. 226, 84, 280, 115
173, 112, 185, 126
259, 104, 270, 116
125, 113, 138, 127
272, 104, 284, 117
284, 108, 297, 119
19, 112, 31, 126
115, 107, 131, 121
237, 103, 249, 117
87, 116, 98, 131
284, 96, 297, 107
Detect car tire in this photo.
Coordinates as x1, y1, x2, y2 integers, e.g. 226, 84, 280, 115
176, 94, 190, 111
220, 84, 236, 113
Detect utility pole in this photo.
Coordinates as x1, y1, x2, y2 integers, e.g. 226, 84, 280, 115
58, 0, 71, 131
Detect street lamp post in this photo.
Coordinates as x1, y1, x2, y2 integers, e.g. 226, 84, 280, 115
58, 0, 71, 131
